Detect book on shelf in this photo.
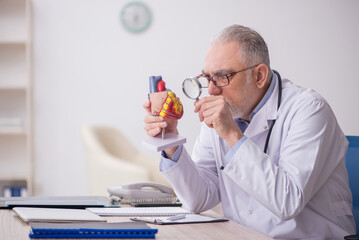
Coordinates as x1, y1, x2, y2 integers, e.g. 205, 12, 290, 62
0, 118, 24, 133
2, 186, 27, 197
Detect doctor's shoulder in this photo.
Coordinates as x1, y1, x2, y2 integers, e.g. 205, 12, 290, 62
280, 80, 336, 121
281, 80, 328, 105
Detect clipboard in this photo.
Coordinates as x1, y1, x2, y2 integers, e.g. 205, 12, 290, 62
130, 214, 228, 225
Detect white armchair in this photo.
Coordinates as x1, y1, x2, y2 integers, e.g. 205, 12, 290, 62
81, 124, 170, 196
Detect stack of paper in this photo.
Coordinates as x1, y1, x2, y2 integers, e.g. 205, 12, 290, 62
87, 206, 194, 216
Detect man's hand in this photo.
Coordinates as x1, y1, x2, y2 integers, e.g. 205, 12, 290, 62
143, 100, 179, 158
194, 96, 243, 147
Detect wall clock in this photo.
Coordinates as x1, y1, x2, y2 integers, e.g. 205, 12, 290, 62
120, 2, 152, 33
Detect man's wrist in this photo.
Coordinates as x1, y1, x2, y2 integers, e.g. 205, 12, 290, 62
164, 146, 179, 159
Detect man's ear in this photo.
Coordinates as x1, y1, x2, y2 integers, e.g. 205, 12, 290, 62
254, 64, 269, 89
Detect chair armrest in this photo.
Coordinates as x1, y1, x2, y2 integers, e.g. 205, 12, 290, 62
345, 235, 359, 240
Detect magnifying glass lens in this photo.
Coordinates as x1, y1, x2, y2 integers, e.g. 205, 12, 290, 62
182, 78, 201, 100
197, 76, 209, 88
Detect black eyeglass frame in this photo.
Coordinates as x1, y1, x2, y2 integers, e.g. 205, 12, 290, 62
197, 64, 260, 88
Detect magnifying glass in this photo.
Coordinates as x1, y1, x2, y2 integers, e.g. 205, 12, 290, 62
182, 77, 203, 101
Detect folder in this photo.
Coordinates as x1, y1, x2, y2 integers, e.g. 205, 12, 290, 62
13, 207, 106, 223
29, 222, 158, 239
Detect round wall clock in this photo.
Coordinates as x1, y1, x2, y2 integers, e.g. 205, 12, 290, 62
120, 2, 152, 33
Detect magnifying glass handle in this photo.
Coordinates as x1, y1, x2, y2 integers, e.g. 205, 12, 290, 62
161, 128, 165, 139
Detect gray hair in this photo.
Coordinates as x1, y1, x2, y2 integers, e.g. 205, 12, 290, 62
212, 24, 270, 68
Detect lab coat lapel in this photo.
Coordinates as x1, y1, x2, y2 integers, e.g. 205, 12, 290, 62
244, 77, 279, 138
244, 105, 268, 138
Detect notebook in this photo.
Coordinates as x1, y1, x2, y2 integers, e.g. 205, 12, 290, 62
13, 207, 106, 223
87, 207, 194, 216
29, 222, 158, 239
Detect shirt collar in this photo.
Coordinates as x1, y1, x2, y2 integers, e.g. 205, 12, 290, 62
249, 70, 277, 121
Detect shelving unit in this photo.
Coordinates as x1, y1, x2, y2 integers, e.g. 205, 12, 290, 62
0, 0, 32, 196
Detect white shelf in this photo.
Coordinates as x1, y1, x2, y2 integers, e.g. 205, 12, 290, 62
0, 0, 32, 196
0, 41, 26, 45
0, 44, 27, 88
0, 86, 27, 91
0, 128, 26, 136
0, 0, 26, 43
0, 91, 27, 121
0, 174, 28, 182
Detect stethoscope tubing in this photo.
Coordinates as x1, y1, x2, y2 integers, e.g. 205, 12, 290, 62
263, 70, 282, 153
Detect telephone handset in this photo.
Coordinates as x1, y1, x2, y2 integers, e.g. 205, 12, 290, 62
107, 182, 174, 201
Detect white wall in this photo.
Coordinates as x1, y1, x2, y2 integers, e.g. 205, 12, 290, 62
32, 0, 359, 195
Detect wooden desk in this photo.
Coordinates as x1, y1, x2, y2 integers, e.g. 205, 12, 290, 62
0, 209, 273, 240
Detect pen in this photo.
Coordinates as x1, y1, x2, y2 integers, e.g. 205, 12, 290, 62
167, 214, 186, 221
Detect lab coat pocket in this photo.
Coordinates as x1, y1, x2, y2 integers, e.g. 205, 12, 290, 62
245, 197, 281, 235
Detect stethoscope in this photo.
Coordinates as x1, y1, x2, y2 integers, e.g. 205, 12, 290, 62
182, 70, 282, 168
264, 70, 282, 153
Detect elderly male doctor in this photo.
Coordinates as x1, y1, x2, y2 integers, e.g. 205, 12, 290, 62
143, 25, 355, 239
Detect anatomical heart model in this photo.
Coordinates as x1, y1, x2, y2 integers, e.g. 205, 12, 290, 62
149, 76, 184, 121
142, 75, 186, 152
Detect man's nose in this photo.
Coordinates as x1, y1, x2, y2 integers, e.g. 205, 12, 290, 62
208, 81, 222, 96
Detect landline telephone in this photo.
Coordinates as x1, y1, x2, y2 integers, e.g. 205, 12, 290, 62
107, 182, 177, 203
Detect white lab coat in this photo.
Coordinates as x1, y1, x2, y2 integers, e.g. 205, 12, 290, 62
161, 79, 355, 240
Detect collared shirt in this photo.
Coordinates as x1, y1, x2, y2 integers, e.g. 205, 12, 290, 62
225, 71, 277, 163
160, 71, 277, 171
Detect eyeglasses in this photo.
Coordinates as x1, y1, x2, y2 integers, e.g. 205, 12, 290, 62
196, 64, 260, 88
